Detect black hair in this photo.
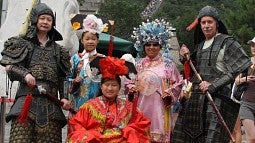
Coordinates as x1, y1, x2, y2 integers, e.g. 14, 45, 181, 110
81, 31, 99, 39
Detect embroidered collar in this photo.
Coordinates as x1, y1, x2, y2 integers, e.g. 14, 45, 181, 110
79, 49, 98, 77
144, 55, 161, 62
102, 95, 117, 103
79, 49, 98, 59
141, 55, 162, 70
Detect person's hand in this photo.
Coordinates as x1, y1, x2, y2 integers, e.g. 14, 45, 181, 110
61, 98, 71, 110
128, 86, 139, 94
180, 44, 190, 58
5, 65, 11, 72
77, 61, 83, 70
24, 73, 36, 88
162, 93, 173, 107
74, 76, 83, 83
237, 75, 255, 85
199, 81, 211, 93
247, 75, 255, 82
162, 90, 173, 98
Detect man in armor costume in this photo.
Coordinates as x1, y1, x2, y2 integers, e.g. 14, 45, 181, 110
171, 6, 252, 143
0, 3, 71, 143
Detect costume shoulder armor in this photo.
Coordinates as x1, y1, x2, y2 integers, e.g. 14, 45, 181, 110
57, 44, 71, 76
218, 33, 231, 39
0, 37, 33, 66
214, 34, 232, 47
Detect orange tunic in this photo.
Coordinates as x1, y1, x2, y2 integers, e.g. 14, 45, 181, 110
67, 96, 150, 143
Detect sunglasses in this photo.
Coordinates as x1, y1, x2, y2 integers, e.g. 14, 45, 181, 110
144, 43, 160, 47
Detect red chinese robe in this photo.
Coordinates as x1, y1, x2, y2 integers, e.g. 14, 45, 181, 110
67, 96, 150, 143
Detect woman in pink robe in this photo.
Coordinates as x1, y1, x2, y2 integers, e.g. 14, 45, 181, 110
129, 19, 183, 142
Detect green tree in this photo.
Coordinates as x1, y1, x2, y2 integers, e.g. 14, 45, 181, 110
90, 0, 253, 54
154, 0, 239, 48
98, 0, 147, 40
225, 0, 255, 54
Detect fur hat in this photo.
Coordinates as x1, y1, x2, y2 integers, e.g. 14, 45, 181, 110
187, 5, 228, 45
25, 3, 62, 41
30, 3, 55, 26
198, 5, 219, 21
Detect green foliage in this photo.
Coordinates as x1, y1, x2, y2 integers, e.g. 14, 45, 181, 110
154, 2, 199, 48
98, 0, 147, 40
97, 0, 254, 54
226, 0, 255, 43
225, 0, 255, 54
154, 0, 241, 48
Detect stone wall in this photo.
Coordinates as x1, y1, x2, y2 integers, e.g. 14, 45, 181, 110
79, 0, 104, 14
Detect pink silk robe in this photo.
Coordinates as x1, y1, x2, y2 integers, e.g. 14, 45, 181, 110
136, 55, 183, 142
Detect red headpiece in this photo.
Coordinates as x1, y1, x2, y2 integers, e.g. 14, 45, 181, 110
99, 56, 129, 79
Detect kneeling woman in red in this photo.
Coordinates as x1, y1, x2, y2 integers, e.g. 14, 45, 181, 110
67, 56, 150, 143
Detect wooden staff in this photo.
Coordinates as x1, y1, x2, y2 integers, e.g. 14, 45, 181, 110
0, 96, 7, 143
37, 85, 77, 114
186, 55, 235, 143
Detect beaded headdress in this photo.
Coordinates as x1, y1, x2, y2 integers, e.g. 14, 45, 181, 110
131, 19, 175, 52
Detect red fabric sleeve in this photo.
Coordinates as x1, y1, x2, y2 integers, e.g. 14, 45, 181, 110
67, 107, 102, 143
122, 109, 151, 143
